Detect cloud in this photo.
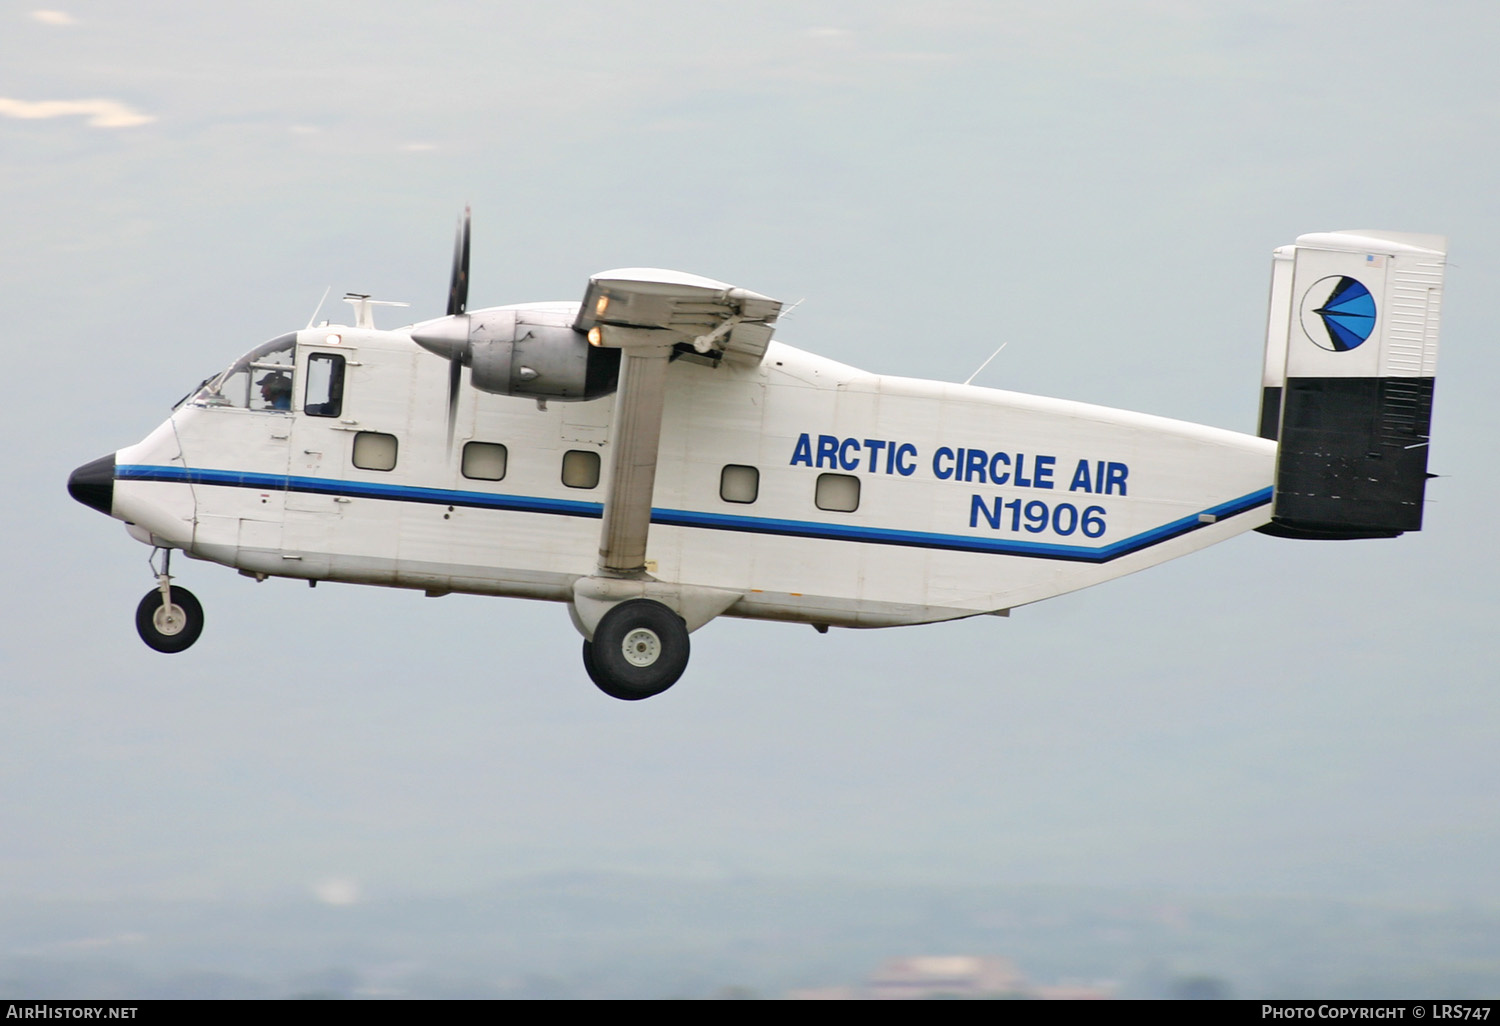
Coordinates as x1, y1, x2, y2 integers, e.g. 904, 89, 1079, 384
0, 97, 154, 128
312, 878, 361, 906
31, 10, 76, 26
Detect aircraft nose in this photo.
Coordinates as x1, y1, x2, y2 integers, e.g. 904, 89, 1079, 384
68, 453, 116, 516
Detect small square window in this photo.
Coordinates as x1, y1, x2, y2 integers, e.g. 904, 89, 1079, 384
562, 449, 601, 489
462, 441, 508, 481
720, 464, 759, 504
352, 431, 398, 471
815, 473, 860, 512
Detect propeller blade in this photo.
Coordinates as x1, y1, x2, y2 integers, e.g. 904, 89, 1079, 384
447, 205, 470, 317
442, 206, 471, 453
446, 350, 463, 457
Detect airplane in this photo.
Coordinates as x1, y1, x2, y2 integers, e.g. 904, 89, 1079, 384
67, 213, 1446, 700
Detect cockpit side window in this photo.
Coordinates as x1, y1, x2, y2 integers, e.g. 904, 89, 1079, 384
304, 353, 345, 417
192, 333, 297, 411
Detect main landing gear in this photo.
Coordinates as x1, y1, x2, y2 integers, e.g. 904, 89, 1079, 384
135, 548, 204, 653
582, 598, 690, 701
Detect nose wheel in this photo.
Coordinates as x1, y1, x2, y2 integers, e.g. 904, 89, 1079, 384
135, 547, 204, 653
136, 586, 204, 653
582, 598, 689, 700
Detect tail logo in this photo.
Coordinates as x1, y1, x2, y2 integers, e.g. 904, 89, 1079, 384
1299, 275, 1376, 352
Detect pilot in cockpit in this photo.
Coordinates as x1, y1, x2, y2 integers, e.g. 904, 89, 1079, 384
257, 372, 293, 411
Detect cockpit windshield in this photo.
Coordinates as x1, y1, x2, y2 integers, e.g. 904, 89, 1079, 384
190, 333, 298, 411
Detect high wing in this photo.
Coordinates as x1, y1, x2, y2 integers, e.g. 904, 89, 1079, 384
574, 268, 782, 365
573, 269, 782, 577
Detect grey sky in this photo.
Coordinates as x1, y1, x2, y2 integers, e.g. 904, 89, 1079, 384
4, 0, 1498, 918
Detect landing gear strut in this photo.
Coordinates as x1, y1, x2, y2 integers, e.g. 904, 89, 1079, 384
582, 598, 689, 701
135, 548, 204, 653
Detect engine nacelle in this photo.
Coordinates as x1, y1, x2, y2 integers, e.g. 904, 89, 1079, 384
412, 304, 620, 402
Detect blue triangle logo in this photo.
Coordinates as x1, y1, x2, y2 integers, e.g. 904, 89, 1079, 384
1312, 277, 1376, 351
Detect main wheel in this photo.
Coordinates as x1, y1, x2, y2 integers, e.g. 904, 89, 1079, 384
583, 599, 690, 701
582, 641, 637, 701
135, 586, 204, 653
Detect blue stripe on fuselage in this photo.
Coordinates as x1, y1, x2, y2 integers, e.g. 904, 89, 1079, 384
116, 464, 1271, 564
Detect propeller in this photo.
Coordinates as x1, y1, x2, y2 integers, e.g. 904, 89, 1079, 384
444, 206, 470, 452
411, 207, 474, 456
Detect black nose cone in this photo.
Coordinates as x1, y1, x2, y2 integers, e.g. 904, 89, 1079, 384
68, 453, 116, 516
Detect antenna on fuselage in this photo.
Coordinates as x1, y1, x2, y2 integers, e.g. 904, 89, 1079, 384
305, 286, 333, 329
963, 342, 1008, 387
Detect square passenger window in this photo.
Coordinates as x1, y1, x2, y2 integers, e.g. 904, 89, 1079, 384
561, 449, 601, 489
352, 431, 398, 472
720, 464, 759, 504
815, 473, 860, 512
462, 441, 508, 481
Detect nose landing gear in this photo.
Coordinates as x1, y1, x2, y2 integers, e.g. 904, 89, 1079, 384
135, 548, 204, 653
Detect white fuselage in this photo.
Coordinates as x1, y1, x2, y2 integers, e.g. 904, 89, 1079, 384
112, 318, 1277, 629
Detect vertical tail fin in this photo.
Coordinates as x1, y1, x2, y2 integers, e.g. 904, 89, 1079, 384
1257, 230, 1446, 539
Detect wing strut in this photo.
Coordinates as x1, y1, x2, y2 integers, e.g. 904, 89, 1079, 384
596, 346, 671, 576
573, 268, 783, 581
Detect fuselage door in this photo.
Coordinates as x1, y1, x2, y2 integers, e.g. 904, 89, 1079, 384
285, 342, 352, 567
289, 347, 351, 497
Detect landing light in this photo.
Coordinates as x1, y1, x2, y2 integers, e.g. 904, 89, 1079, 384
588, 326, 603, 347
595, 294, 610, 317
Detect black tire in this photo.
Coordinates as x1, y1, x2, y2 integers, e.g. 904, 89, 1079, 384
583, 599, 690, 700
135, 586, 204, 653
582, 640, 640, 701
